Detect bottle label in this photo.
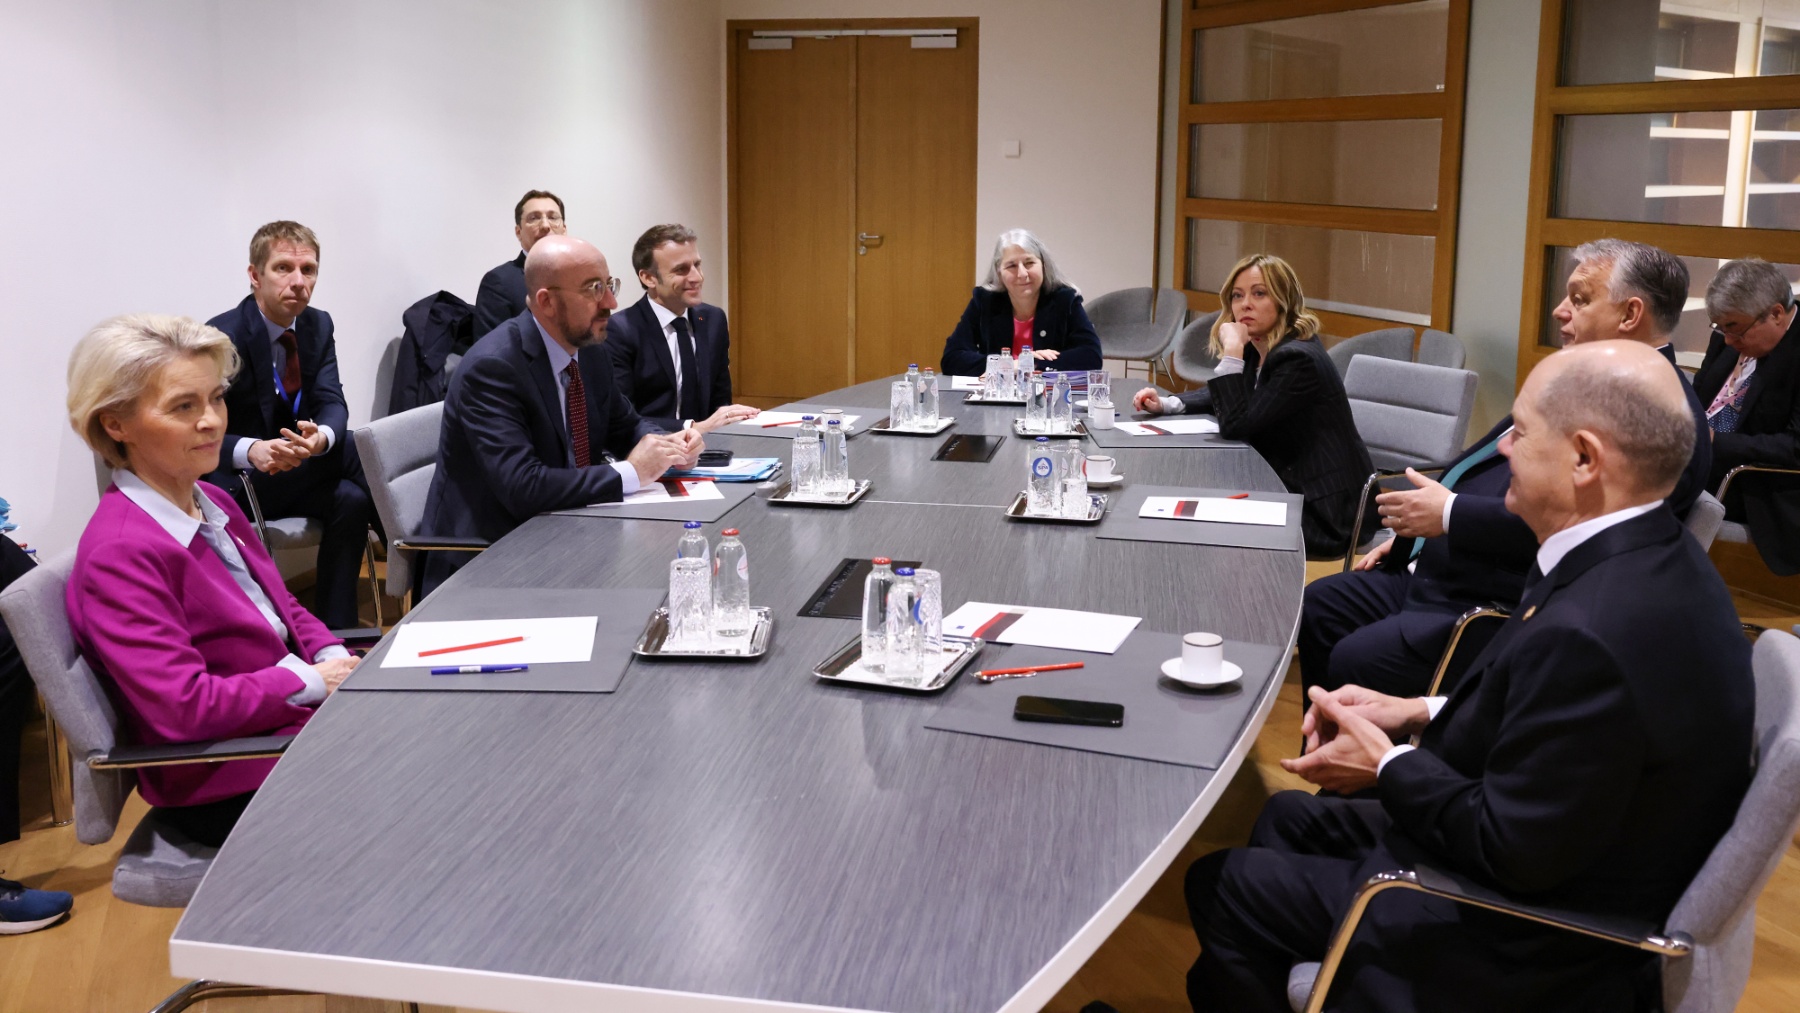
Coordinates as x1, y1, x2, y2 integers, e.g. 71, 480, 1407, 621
1032, 456, 1052, 478
737, 555, 749, 580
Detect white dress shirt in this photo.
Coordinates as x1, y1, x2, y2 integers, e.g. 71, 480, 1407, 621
1376, 499, 1663, 775
648, 298, 692, 417
231, 309, 337, 470
113, 469, 346, 705
532, 316, 640, 496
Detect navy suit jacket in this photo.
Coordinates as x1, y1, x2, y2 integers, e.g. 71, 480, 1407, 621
1357, 507, 1753, 1011
474, 252, 527, 339
421, 311, 662, 590
204, 296, 350, 500
605, 295, 733, 431
1693, 312, 1800, 573
939, 286, 1103, 376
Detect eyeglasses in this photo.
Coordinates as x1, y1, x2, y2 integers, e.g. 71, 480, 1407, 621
551, 278, 621, 299
1711, 311, 1768, 340
522, 212, 565, 226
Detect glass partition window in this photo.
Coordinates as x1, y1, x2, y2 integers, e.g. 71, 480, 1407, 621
1189, 220, 1435, 325
1554, 108, 1800, 229
1188, 120, 1442, 209
1562, 0, 1800, 86
1191, 0, 1449, 103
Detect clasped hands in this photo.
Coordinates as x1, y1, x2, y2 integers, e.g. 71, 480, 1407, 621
248, 420, 330, 475
1278, 685, 1433, 793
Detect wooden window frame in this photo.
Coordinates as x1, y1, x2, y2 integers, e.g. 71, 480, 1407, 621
1515, 0, 1800, 385
1173, 0, 1472, 340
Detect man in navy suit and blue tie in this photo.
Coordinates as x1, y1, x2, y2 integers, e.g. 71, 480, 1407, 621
474, 189, 567, 339
205, 221, 376, 629
421, 235, 701, 595
1297, 240, 1710, 701
606, 224, 759, 433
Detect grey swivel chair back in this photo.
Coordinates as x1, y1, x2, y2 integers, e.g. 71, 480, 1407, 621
1085, 287, 1186, 370
1343, 357, 1479, 472
1685, 491, 1727, 552
1415, 328, 1467, 369
1169, 310, 1223, 385
354, 401, 444, 598
0, 552, 213, 906
1326, 327, 1415, 378
371, 335, 403, 420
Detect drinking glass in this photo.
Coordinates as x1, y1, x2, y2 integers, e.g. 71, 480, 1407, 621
889, 380, 915, 430
667, 558, 713, 649
913, 568, 944, 667
983, 354, 1001, 397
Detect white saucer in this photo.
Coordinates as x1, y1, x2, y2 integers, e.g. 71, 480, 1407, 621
1161, 657, 1243, 688
1086, 473, 1125, 488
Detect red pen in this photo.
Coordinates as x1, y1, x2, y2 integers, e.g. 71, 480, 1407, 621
419, 635, 525, 657
761, 419, 807, 428
1227, 493, 1250, 500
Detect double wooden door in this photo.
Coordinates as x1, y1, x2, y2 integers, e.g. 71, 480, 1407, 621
730, 21, 978, 400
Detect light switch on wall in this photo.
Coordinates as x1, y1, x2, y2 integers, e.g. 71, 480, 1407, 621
1003, 140, 1022, 158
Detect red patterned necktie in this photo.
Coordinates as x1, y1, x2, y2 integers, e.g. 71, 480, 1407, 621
565, 360, 591, 468
276, 329, 301, 398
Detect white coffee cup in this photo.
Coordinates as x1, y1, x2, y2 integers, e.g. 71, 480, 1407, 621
1085, 455, 1116, 480
1087, 400, 1116, 430
1181, 632, 1223, 682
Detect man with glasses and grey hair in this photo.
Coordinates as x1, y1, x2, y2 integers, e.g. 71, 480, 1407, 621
1694, 256, 1800, 573
420, 235, 701, 595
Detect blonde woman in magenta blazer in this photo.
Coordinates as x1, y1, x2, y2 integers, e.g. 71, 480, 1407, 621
65, 315, 356, 844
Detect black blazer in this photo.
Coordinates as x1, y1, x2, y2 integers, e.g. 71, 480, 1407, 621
474, 252, 527, 340
421, 311, 663, 591
1693, 312, 1800, 573
1177, 338, 1374, 557
204, 296, 350, 499
939, 286, 1103, 376
1358, 508, 1754, 1012
605, 295, 733, 431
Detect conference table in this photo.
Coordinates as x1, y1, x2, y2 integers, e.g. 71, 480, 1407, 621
169, 375, 1307, 1013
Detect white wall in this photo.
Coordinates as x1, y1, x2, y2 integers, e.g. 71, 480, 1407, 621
718, 0, 1165, 293
0, 0, 726, 554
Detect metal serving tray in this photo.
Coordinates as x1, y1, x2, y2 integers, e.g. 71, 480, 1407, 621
633, 606, 773, 659
812, 635, 984, 694
1004, 490, 1109, 524
962, 394, 1028, 406
765, 479, 874, 508
1011, 419, 1089, 439
870, 416, 956, 436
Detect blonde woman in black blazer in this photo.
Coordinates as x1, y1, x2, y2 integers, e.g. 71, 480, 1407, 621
1133, 254, 1373, 557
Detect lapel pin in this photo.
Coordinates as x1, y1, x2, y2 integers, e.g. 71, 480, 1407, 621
1521, 605, 1537, 621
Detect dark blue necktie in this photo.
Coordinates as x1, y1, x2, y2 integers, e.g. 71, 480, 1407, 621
1408, 429, 1509, 561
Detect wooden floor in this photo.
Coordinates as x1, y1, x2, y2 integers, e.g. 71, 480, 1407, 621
2, 563, 1797, 1012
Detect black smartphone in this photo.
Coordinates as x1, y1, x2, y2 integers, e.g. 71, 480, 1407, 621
697, 449, 734, 467
1014, 696, 1124, 727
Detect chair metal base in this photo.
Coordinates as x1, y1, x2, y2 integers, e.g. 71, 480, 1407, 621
42, 700, 72, 827
149, 979, 421, 1013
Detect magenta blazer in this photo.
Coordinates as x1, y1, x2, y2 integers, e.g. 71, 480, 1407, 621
67, 481, 340, 808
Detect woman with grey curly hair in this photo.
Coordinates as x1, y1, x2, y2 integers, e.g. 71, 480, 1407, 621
939, 228, 1103, 376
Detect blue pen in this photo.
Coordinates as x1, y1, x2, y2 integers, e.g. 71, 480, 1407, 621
430, 664, 530, 675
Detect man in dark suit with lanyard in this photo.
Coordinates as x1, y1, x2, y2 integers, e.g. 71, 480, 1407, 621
474, 189, 567, 339
205, 221, 376, 630
421, 235, 701, 595
1298, 240, 1710, 699
1186, 340, 1753, 1013
606, 224, 759, 433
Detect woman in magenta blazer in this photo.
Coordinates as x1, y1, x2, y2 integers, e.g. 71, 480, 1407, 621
65, 314, 358, 847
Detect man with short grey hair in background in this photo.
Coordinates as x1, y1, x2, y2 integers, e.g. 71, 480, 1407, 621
1694, 256, 1800, 573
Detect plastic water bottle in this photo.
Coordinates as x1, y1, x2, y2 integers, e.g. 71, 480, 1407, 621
1027, 436, 1056, 515
1024, 372, 1048, 431
862, 557, 896, 672
904, 363, 921, 413
983, 354, 1001, 397
1060, 443, 1089, 519
919, 367, 939, 425
677, 520, 710, 565
997, 346, 1015, 398
1051, 372, 1073, 432
1017, 344, 1035, 390
792, 415, 821, 495
712, 527, 752, 637
822, 418, 850, 495
885, 567, 924, 685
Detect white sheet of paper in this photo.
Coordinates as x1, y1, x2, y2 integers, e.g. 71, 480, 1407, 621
941, 601, 1142, 655
1140, 496, 1287, 526
586, 479, 724, 507
1117, 418, 1220, 436
949, 375, 983, 391
737, 410, 864, 430
382, 616, 600, 668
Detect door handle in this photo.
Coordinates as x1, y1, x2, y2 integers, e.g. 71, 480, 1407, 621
858, 232, 883, 255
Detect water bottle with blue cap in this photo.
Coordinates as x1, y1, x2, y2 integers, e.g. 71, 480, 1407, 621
884, 566, 924, 684
1027, 436, 1056, 515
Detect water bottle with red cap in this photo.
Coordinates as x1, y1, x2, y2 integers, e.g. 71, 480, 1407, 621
713, 528, 752, 637
861, 557, 896, 672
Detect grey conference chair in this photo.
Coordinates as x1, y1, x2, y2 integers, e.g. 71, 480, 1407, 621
1169, 310, 1223, 385
371, 334, 402, 420
1685, 491, 1727, 554
1711, 463, 1800, 554
1325, 327, 1415, 379
1415, 328, 1467, 369
1288, 628, 1800, 1013
1085, 287, 1185, 384
353, 401, 487, 612
1339, 357, 1479, 570
238, 470, 384, 630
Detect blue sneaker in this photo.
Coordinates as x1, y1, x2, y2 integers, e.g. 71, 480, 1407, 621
0, 877, 72, 934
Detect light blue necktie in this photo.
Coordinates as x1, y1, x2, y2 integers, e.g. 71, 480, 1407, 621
1409, 427, 1510, 561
